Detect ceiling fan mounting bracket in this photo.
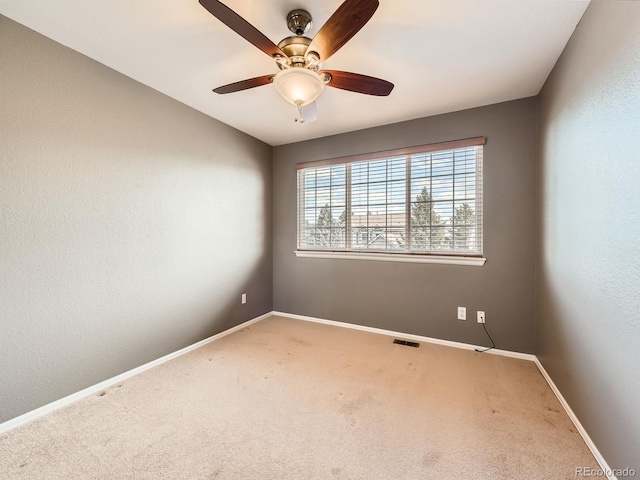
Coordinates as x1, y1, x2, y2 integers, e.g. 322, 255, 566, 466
286, 9, 313, 36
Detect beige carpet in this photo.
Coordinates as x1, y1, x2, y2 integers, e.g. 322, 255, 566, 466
0, 315, 598, 479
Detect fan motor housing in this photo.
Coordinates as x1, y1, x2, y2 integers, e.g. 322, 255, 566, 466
277, 36, 312, 68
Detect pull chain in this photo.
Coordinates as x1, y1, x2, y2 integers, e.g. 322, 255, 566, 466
294, 103, 305, 123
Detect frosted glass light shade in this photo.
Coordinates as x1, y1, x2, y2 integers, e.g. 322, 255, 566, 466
273, 68, 325, 106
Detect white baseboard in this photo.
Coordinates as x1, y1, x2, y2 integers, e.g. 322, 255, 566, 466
273, 310, 613, 478
1, 309, 614, 480
0, 312, 272, 435
272, 311, 536, 361
533, 358, 616, 480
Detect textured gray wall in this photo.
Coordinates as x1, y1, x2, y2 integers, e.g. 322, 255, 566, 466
274, 98, 538, 353
537, 2, 640, 471
0, 16, 272, 423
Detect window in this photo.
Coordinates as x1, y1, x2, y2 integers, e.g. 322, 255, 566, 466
296, 137, 485, 264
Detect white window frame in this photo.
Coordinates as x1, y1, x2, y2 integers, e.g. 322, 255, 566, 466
295, 137, 486, 266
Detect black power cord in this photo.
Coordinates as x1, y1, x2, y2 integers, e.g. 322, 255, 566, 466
475, 320, 496, 353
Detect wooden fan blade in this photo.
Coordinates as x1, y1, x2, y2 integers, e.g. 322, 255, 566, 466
199, 0, 285, 58
307, 0, 379, 62
213, 74, 274, 94
322, 70, 393, 96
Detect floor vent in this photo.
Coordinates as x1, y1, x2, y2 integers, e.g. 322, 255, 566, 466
393, 339, 420, 348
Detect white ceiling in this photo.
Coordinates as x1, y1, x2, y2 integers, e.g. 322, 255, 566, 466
0, 0, 589, 146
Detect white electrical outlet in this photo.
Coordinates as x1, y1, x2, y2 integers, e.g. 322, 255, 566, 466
241, 293, 246, 305
477, 311, 485, 323
458, 306, 466, 320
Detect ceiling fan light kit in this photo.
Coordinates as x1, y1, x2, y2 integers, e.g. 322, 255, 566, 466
199, 0, 393, 123
273, 68, 325, 107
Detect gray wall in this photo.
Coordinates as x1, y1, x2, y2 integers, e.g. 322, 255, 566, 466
537, 2, 640, 471
0, 16, 272, 423
273, 98, 538, 353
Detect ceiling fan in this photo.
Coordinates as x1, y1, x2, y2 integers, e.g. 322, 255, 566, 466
199, 0, 394, 123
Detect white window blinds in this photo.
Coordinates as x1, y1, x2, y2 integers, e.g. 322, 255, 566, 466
297, 137, 484, 257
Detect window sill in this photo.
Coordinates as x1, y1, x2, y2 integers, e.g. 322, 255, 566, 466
294, 250, 486, 266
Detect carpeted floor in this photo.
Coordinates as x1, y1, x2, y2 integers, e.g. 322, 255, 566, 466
0, 315, 598, 479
